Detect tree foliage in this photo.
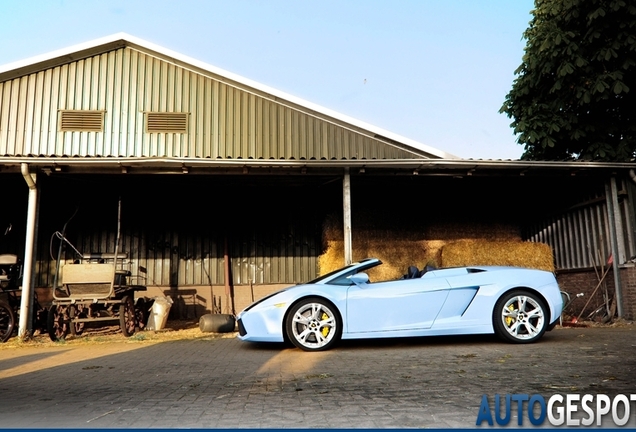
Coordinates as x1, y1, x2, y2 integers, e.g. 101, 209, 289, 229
501, 0, 636, 161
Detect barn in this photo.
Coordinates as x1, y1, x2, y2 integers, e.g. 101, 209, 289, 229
1, 34, 634, 337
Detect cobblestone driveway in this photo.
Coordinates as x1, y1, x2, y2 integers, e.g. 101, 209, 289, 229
0, 326, 634, 428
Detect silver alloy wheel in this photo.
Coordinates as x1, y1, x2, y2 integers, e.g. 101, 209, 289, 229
290, 302, 337, 350
500, 294, 545, 340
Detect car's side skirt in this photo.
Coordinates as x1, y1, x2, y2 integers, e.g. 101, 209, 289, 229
341, 324, 493, 340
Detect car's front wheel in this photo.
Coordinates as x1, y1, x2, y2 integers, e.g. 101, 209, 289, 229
285, 297, 342, 351
493, 290, 548, 343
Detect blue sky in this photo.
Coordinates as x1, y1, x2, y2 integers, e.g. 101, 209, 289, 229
0, 0, 535, 159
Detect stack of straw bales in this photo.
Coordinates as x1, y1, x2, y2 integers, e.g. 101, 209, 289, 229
440, 239, 554, 272
318, 214, 554, 279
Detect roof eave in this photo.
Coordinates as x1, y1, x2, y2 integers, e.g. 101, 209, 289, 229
1, 156, 633, 176
0, 34, 129, 81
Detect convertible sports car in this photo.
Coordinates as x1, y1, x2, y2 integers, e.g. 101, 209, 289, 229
236, 258, 563, 351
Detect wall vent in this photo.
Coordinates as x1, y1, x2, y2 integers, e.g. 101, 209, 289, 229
145, 112, 189, 133
59, 110, 104, 132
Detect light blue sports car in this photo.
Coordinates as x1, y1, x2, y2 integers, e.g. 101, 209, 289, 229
236, 258, 563, 351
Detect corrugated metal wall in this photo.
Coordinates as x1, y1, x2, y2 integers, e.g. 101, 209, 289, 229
32, 175, 325, 288
524, 179, 636, 270
0, 47, 421, 160
35, 216, 320, 288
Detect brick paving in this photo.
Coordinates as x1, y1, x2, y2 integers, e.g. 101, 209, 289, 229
0, 326, 635, 428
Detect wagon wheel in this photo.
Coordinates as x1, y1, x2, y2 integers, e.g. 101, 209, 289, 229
47, 304, 71, 341
0, 300, 16, 343
134, 297, 148, 331
69, 304, 86, 336
31, 294, 48, 334
119, 295, 136, 337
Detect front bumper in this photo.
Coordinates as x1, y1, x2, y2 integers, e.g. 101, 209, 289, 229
235, 306, 286, 343
237, 318, 247, 336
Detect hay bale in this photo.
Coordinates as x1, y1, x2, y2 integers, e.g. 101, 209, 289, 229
440, 240, 554, 272
317, 213, 541, 280
317, 240, 345, 275
318, 239, 437, 281
424, 222, 520, 241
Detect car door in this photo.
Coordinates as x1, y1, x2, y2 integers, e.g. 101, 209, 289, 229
345, 276, 451, 334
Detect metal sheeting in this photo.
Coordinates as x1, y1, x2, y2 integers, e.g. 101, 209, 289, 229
36, 223, 319, 288
524, 179, 636, 270
525, 200, 610, 269
25, 171, 329, 290
0, 47, 421, 160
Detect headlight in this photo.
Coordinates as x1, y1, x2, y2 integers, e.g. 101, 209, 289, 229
242, 289, 288, 312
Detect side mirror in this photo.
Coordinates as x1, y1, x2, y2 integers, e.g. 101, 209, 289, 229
347, 272, 369, 286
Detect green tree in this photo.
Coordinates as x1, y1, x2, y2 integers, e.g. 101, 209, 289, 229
501, 0, 636, 161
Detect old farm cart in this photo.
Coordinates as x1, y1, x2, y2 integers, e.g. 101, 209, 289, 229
47, 202, 147, 341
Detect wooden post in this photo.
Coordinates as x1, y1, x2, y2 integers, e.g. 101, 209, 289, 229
224, 236, 231, 315
605, 178, 624, 318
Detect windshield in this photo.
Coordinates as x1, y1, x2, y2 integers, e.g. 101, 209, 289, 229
304, 258, 382, 285
306, 264, 357, 284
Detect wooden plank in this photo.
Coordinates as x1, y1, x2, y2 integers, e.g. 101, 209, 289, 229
62, 263, 114, 284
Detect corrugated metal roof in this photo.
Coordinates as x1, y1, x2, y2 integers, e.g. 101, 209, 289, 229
0, 33, 457, 160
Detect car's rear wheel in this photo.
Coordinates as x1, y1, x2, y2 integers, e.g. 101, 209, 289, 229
285, 297, 341, 351
493, 290, 548, 343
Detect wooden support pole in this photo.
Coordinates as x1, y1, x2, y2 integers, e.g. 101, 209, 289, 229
605, 178, 624, 318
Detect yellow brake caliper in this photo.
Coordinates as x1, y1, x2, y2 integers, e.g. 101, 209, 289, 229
505, 304, 516, 326
321, 312, 330, 337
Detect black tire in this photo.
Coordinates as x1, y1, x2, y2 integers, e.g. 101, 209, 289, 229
0, 300, 16, 343
285, 297, 342, 351
199, 313, 235, 333
47, 304, 70, 341
493, 289, 549, 343
119, 295, 136, 337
